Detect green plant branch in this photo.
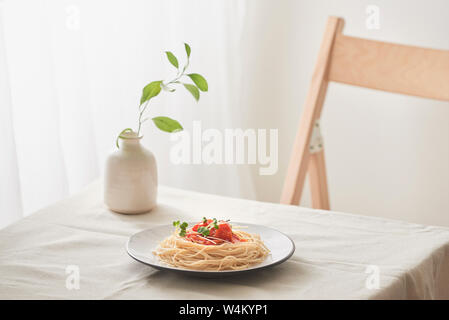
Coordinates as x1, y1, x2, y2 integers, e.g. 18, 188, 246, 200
116, 42, 208, 148
136, 58, 190, 136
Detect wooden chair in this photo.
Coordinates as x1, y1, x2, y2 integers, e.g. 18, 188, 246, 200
281, 16, 449, 209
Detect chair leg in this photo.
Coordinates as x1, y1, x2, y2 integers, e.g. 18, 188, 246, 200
280, 133, 311, 205
280, 17, 342, 207
309, 150, 330, 210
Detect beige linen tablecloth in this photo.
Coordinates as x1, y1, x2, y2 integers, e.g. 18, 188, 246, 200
1, 181, 448, 299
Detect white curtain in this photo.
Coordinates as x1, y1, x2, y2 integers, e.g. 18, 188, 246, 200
3, 0, 449, 229
0, 0, 260, 228
0, 2, 22, 227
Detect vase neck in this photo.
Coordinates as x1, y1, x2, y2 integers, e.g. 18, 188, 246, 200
119, 131, 143, 151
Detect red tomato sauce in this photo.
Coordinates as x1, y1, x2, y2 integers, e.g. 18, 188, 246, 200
186, 219, 246, 245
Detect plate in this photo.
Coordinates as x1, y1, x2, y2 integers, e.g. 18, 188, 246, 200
126, 222, 295, 277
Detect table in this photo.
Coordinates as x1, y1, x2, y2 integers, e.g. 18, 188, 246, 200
1, 181, 448, 299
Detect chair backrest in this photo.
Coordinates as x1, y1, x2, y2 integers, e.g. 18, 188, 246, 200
280, 16, 449, 209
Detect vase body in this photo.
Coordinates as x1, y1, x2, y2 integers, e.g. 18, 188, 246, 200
104, 134, 157, 214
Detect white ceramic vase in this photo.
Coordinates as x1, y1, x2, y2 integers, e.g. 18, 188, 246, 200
104, 131, 157, 214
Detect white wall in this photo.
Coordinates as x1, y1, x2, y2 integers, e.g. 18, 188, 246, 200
241, 0, 449, 226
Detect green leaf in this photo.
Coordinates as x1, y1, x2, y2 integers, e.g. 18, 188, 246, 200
187, 73, 208, 92
197, 226, 210, 237
116, 128, 134, 149
165, 51, 179, 69
184, 43, 191, 58
178, 221, 188, 237
140, 81, 162, 105
183, 83, 200, 101
152, 116, 183, 133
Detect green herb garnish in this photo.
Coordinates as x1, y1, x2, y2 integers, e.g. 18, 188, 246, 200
173, 220, 188, 237
197, 226, 210, 237
179, 222, 188, 237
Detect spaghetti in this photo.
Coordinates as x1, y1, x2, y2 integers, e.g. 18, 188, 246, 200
153, 218, 270, 271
